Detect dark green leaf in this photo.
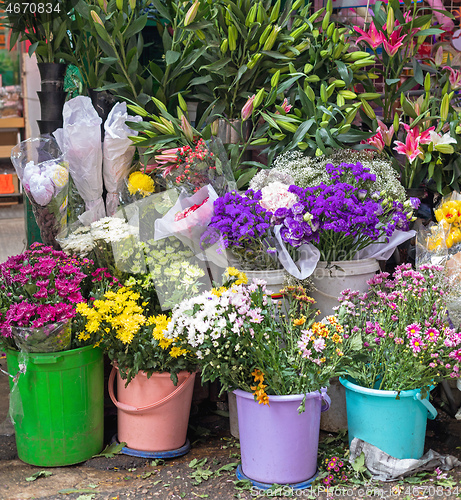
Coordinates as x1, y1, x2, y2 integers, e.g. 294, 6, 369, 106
165, 50, 180, 66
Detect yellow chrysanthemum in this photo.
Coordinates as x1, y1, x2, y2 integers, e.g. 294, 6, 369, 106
293, 316, 306, 326
170, 346, 187, 358
332, 333, 343, 344
77, 331, 91, 341
127, 171, 155, 197
211, 287, 227, 297
159, 337, 173, 349
224, 267, 248, 285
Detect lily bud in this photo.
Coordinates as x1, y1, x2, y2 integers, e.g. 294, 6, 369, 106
211, 120, 219, 136
184, 0, 200, 26
181, 115, 194, 142
241, 94, 256, 121
386, 7, 394, 36
91, 10, 104, 25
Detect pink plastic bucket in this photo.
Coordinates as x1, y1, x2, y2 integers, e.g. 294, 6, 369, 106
109, 368, 196, 452
234, 388, 331, 484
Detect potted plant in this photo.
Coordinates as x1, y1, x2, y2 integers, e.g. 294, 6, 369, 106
337, 263, 461, 459
165, 269, 347, 487
0, 243, 118, 466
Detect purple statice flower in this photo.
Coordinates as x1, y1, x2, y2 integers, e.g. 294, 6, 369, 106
200, 190, 273, 250
272, 162, 414, 259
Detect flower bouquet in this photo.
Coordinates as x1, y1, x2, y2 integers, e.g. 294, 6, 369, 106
165, 268, 347, 409
270, 161, 418, 263
0, 243, 117, 353
11, 136, 69, 249
338, 263, 461, 393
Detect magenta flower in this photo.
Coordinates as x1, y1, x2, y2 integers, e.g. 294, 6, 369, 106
406, 323, 421, 337
394, 130, 423, 163
382, 31, 405, 57
443, 66, 461, 90
410, 336, 424, 353
425, 327, 440, 343
377, 120, 394, 147
353, 22, 384, 48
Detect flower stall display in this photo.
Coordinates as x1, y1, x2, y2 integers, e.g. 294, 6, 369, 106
74, 286, 198, 455
11, 136, 69, 249
337, 264, 461, 459
0, 243, 118, 466
165, 269, 347, 486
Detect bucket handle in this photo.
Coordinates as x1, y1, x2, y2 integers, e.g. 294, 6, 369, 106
320, 388, 331, 412
415, 392, 437, 420
108, 367, 195, 414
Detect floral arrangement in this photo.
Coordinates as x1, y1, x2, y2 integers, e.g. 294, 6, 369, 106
337, 263, 461, 394
0, 243, 117, 352
150, 139, 218, 195
74, 286, 196, 385
272, 162, 418, 261
199, 189, 280, 270
165, 269, 347, 410
257, 149, 406, 201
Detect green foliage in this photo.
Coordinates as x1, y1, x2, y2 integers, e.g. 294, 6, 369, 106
0, 0, 71, 63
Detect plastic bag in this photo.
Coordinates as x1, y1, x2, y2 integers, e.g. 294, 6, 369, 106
416, 193, 461, 328
11, 136, 68, 248
103, 102, 142, 216
53, 96, 105, 225
11, 321, 71, 353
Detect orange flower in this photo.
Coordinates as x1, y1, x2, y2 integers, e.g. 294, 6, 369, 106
251, 369, 265, 384
293, 316, 306, 326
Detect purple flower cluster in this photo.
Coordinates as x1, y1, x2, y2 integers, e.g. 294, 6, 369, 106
272, 162, 415, 260
0, 243, 100, 337
200, 190, 272, 249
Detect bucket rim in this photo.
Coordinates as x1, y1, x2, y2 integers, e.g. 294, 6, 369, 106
6, 344, 100, 358
339, 377, 434, 397
233, 388, 326, 402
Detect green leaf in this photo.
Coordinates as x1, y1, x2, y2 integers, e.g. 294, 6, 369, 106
352, 452, 366, 472
26, 471, 52, 482
165, 50, 181, 66
100, 56, 119, 64
149, 0, 172, 22
236, 168, 258, 189
92, 441, 127, 458
291, 119, 314, 144
124, 15, 148, 39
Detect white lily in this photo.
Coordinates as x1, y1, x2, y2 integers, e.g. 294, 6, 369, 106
428, 130, 457, 145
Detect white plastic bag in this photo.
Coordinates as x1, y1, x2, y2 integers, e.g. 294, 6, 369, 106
54, 96, 105, 225
103, 102, 142, 216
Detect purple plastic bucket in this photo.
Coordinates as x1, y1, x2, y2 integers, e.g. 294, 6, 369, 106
234, 388, 331, 485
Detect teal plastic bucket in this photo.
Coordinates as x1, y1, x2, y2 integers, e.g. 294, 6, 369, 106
6, 345, 104, 466
339, 377, 437, 459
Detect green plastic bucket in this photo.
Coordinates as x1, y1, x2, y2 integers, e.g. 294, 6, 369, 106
340, 377, 437, 459
6, 345, 104, 466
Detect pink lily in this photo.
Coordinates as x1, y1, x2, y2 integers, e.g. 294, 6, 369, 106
377, 120, 394, 147
443, 66, 461, 90
280, 98, 292, 114
382, 30, 405, 57
154, 148, 181, 165
241, 94, 256, 121
353, 22, 384, 49
365, 130, 385, 152
394, 127, 424, 163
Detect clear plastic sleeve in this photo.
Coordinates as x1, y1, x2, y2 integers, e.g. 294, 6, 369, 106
10, 136, 68, 249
